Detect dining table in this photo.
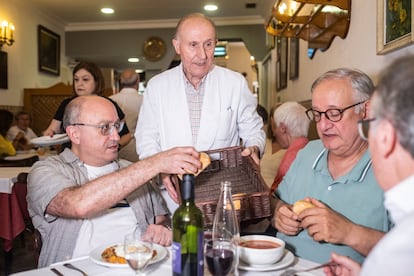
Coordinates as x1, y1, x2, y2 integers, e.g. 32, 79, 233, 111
11, 249, 326, 275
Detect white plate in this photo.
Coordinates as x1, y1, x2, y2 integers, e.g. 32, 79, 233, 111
238, 249, 295, 272
4, 153, 38, 160
30, 134, 69, 146
89, 243, 168, 268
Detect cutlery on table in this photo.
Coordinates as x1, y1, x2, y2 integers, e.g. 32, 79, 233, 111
279, 261, 337, 276
63, 263, 88, 276
50, 268, 64, 276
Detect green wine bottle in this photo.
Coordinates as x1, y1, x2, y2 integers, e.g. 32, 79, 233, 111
172, 174, 204, 276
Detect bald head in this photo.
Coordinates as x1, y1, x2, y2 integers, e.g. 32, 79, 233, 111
63, 96, 117, 131
174, 13, 216, 40
120, 69, 139, 88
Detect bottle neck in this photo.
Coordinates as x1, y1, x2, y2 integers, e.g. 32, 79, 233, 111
180, 174, 195, 202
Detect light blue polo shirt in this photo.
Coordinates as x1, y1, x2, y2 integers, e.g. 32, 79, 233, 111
276, 140, 391, 264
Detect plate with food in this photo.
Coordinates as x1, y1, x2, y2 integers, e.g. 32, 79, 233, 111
89, 243, 168, 268
30, 134, 69, 146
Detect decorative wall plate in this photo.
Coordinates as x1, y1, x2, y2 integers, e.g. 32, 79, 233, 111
143, 36, 167, 62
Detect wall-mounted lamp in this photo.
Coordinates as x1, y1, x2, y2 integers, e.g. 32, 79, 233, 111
266, 0, 351, 58
0, 20, 15, 49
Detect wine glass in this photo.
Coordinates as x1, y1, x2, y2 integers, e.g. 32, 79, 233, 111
124, 228, 153, 276
205, 238, 237, 276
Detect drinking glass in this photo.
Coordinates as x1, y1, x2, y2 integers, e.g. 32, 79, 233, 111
205, 239, 236, 276
124, 228, 153, 276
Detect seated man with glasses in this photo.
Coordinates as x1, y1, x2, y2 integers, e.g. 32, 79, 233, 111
271, 68, 391, 264
27, 95, 202, 267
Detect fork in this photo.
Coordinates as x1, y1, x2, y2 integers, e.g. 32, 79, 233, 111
279, 261, 336, 276
63, 263, 88, 276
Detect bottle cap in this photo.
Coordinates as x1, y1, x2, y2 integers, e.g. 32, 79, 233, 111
180, 174, 195, 201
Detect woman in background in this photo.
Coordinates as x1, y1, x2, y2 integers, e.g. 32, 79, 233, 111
43, 61, 131, 148
0, 109, 17, 156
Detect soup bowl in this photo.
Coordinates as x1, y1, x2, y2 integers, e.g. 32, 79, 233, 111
238, 235, 285, 266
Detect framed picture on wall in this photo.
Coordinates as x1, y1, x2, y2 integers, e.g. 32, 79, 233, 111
289, 37, 299, 80
0, 51, 7, 89
377, 0, 414, 54
276, 36, 288, 91
38, 25, 60, 75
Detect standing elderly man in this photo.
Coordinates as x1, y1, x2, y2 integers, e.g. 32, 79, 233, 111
110, 69, 143, 162
324, 57, 414, 276
272, 68, 391, 264
27, 95, 202, 267
135, 13, 265, 212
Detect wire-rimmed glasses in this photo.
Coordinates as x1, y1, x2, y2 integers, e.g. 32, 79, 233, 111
306, 101, 366, 122
71, 121, 124, 136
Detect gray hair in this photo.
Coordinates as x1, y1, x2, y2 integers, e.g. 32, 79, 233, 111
311, 68, 374, 113
120, 69, 139, 87
273, 102, 310, 137
62, 98, 83, 131
373, 55, 414, 157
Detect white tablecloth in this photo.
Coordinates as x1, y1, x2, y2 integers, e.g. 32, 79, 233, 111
11, 252, 325, 276
0, 167, 31, 194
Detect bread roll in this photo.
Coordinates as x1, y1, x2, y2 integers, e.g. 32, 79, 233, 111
178, 152, 211, 179
292, 200, 315, 215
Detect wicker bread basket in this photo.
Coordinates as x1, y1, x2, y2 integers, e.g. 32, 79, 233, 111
194, 146, 271, 227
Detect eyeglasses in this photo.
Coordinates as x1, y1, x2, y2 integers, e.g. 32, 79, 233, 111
358, 118, 376, 141
71, 121, 124, 136
306, 101, 366, 123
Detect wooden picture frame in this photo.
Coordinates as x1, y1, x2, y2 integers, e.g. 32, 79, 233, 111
289, 37, 299, 80
38, 25, 60, 75
0, 51, 7, 89
276, 36, 288, 91
377, 0, 413, 54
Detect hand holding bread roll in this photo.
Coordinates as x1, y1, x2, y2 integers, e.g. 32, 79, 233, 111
178, 152, 211, 179
292, 200, 315, 215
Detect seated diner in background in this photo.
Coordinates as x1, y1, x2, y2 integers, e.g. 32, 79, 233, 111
270, 101, 310, 194
27, 95, 202, 267
7, 111, 38, 151
0, 109, 17, 157
324, 56, 414, 276
259, 104, 286, 189
42, 61, 131, 149
272, 68, 392, 264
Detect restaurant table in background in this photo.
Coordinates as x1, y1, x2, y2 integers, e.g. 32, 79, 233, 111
11, 250, 325, 276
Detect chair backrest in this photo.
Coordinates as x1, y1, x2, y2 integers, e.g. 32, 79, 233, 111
0, 155, 39, 167
32, 229, 42, 266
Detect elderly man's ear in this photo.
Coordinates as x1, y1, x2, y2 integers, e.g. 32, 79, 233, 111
66, 126, 80, 144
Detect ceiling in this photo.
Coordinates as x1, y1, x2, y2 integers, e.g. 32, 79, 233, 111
27, 0, 274, 72
30, 0, 273, 24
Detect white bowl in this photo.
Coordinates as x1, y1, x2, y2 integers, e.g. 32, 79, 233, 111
238, 235, 285, 266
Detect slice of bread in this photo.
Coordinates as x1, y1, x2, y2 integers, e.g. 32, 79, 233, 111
178, 152, 211, 179
292, 200, 315, 215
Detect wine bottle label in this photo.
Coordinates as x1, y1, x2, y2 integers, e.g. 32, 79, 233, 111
197, 231, 204, 276
172, 242, 182, 273
171, 232, 204, 275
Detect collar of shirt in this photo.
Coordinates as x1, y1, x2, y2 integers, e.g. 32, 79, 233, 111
312, 147, 372, 184
384, 174, 414, 224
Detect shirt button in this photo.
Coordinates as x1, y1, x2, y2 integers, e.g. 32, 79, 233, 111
328, 185, 332, 191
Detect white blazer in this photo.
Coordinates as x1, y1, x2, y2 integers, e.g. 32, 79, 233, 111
135, 64, 265, 159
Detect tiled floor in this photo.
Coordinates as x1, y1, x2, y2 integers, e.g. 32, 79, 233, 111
0, 230, 37, 276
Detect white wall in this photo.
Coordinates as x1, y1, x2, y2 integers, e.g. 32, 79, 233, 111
261, 0, 414, 108
0, 0, 70, 107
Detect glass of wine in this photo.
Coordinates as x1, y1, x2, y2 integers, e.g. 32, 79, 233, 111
205, 239, 236, 276
124, 228, 153, 276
